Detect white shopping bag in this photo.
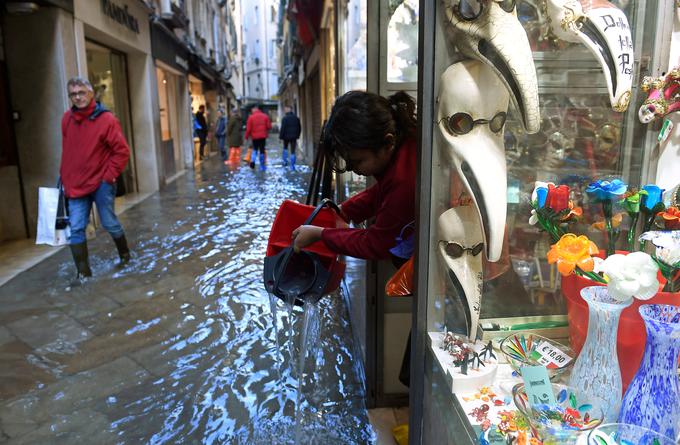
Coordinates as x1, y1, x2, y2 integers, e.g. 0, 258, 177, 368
36, 187, 70, 246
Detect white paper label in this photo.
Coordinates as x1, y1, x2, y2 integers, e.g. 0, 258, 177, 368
532, 341, 572, 369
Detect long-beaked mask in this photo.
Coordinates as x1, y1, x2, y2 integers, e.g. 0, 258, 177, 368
437, 60, 509, 262
442, 0, 541, 134
438, 206, 485, 340
543, 0, 634, 112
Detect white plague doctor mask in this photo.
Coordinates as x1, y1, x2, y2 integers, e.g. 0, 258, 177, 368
438, 206, 485, 340
442, 0, 541, 134
543, 0, 634, 111
437, 60, 509, 263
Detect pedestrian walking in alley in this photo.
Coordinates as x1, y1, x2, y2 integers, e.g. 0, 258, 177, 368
195, 105, 208, 160
226, 107, 243, 166
215, 108, 228, 163
60, 77, 131, 283
279, 105, 302, 170
245, 104, 272, 170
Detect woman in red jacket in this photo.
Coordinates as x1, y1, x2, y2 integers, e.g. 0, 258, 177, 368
292, 91, 417, 265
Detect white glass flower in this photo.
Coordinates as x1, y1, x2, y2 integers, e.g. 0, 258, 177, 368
600, 252, 659, 301
639, 230, 680, 266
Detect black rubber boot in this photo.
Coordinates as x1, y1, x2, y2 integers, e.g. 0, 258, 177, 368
113, 235, 131, 268
69, 242, 92, 284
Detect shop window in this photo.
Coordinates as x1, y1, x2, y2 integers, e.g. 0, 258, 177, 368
341, 0, 367, 93
386, 0, 418, 83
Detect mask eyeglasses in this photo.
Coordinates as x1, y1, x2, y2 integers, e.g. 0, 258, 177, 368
440, 241, 484, 258
438, 111, 507, 136
453, 0, 516, 21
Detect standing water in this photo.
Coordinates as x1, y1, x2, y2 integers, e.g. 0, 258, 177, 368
0, 147, 375, 444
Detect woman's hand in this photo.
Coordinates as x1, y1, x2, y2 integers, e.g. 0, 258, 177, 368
335, 205, 350, 229
291, 225, 324, 252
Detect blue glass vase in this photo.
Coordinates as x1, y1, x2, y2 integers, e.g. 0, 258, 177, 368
619, 304, 680, 440
569, 286, 632, 423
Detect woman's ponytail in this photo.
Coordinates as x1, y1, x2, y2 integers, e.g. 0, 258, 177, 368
387, 91, 417, 144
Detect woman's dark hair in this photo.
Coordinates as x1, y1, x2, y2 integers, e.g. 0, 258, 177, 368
322, 91, 417, 172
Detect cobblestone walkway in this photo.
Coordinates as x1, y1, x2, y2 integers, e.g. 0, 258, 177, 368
0, 146, 374, 444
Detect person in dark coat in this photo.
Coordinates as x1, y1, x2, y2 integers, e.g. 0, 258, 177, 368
215, 108, 227, 163
195, 105, 208, 160
279, 106, 302, 170
226, 108, 243, 165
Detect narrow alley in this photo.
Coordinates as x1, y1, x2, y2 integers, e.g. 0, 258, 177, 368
0, 149, 375, 444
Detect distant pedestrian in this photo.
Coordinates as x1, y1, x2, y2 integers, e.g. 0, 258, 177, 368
279, 105, 302, 170
226, 108, 243, 166
195, 105, 208, 160
215, 108, 227, 163
245, 104, 272, 171
60, 77, 131, 283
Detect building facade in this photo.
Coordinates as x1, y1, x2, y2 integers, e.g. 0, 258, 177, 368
241, 0, 279, 111
0, 0, 238, 243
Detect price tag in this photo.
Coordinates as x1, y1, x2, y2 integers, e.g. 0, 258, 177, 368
520, 365, 557, 408
529, 341, 572, 369
659, 118, 673, 143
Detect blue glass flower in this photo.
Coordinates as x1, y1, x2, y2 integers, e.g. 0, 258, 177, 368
585, 179, 628, 202
536, 187, 549, 208
641, 184, 664, 210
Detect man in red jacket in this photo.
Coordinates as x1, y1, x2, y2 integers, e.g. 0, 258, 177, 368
60, 77, 131, 281
244, 104, 272, 170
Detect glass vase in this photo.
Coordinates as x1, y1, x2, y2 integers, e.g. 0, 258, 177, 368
569, 286, 632, 423
618, 304, 680, 440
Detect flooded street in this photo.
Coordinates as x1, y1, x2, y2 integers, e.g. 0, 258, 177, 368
0, 147, 375, 444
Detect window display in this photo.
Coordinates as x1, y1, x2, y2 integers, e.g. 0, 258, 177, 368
415, 0, 679, 444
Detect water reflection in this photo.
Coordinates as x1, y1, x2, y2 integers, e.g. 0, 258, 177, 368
0, 155, 375, 444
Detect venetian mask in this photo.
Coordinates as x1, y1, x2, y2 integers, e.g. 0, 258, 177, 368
639, 68, 680, 124
437, 60, 509, 262
438, 206, 485, 340
543, 0, 634, 112
442, 0, 541, 134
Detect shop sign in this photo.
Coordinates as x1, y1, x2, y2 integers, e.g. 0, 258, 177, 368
101, 0, 140, 34
175, 56, 189, 71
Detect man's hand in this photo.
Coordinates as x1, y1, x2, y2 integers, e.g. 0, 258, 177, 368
291, 225, 324, 253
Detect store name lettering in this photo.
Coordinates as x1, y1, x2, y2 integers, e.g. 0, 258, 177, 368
101, 0, 140, 34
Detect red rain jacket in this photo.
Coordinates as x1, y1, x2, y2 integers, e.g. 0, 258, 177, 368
245, 109, 272, 140
60, 100, 130, 198
321, 138, 417, 260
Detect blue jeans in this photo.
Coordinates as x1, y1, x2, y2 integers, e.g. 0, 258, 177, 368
217, 135, 227, 160
68, 181, 124, 244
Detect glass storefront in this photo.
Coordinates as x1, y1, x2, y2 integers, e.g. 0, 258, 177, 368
189, 76, 207, 163
413, 0, 673, 443
156, 67, 183, 179
85, 40, 136, 195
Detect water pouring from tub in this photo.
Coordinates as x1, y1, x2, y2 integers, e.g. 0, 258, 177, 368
263, 199, 346, 442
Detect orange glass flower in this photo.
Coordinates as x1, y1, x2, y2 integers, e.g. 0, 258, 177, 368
590, 212, 624, 231
560, 201, 583, 221
547, 234, 599, 276
659, 206, 680, 229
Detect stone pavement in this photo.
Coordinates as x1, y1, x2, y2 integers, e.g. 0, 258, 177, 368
0, 143, 375, 444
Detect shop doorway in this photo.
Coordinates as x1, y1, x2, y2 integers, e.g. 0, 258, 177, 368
85, 40, 137, 196
156, 67, 183, 180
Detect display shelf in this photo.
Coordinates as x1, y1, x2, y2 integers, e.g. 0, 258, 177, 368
427, 340, 590, 445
